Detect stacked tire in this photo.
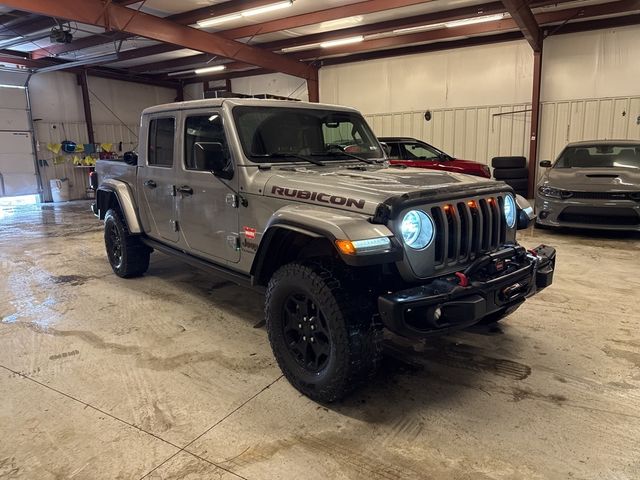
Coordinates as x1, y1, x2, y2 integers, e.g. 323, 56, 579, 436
491, 156, 529, 198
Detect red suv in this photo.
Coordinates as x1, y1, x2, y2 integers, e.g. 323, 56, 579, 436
379, 137, 491, 178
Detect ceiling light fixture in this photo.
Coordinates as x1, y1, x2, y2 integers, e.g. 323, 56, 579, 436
320, 35, 364, 48
281, 43, 320, 53
194, 65, 227, 75
444, 13, 507, 28
393, 23, 446, 34
167, 69, 196, 77
197, 0, 293, 28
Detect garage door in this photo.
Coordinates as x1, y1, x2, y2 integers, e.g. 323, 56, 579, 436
0, 73, 39, 197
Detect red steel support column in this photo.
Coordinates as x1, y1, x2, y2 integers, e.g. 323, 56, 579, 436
307, 68, 319, 103
528, 48, 542, 198
77, 70, 95, 145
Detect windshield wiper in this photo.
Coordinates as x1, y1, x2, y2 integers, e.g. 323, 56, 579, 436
311, 149, 376, 164
251, 152, 325, 166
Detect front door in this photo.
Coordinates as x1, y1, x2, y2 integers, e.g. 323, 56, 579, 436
175, 110, 240, 263
137, 116, 180, 243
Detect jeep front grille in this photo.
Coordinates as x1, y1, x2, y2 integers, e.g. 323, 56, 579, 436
430, 196, 506, 269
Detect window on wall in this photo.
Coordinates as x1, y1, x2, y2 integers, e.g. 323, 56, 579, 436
148, 117, 175, 167
184, 113, 230, 170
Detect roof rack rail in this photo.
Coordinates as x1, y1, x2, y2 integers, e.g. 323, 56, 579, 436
204, 90, 300, 101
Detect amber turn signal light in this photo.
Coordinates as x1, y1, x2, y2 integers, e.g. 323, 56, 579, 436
335, 239, 356, 255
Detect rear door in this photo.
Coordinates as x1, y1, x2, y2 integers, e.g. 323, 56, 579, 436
175, 110, 240, 263
137, 115, 180, 243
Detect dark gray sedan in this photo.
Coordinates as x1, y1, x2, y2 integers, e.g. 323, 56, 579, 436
535, 140, 640, 231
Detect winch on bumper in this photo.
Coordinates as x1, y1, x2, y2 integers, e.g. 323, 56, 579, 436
378, 244, 556, 337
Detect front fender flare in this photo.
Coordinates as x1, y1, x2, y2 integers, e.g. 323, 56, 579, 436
97, 179, 142, 234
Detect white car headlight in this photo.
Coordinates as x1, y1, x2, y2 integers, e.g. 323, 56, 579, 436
401, 210, 435, 249
503, 194, 516, 228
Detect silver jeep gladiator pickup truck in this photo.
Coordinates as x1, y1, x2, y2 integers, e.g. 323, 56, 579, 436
92, 98, 555, 402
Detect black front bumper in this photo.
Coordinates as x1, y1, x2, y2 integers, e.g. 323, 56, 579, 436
378, 244, 556, 338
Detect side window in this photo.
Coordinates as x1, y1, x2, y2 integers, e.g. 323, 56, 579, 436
148, 117, 175, 167
184, 113, 229, 170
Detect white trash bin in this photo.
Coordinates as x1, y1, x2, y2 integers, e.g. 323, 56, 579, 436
50, 178, 70, 202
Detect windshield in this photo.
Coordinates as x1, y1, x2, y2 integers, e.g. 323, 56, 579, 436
232, 106, 383, 162
399, 141, 443, 160
554, 144, 640, 169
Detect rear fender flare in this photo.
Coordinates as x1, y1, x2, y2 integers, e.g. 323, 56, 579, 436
97, 179, 142, 234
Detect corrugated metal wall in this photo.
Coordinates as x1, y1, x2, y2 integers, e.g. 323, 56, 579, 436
35, 121, 139, 201
365, 103, 532, 166
537, 95, 640, 178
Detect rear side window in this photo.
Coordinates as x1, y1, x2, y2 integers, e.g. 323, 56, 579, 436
148, 117, 175, 167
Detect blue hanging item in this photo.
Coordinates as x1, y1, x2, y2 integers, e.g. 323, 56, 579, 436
61, 140, 76, 153
83, 143, 95, 154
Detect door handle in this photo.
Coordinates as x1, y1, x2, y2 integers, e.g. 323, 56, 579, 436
177, 185, 193, 196
144, 180, 157, 189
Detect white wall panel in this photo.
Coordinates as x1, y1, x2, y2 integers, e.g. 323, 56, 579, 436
365, 102, 531, 165
231, 73, 309, 101
320, 40, 534, 114
542, 25, 640, 102
28, 72, 175, 124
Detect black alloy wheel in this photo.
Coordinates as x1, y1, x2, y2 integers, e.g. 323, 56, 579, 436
282, 292, 331, 373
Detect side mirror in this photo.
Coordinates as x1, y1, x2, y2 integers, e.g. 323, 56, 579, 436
123, 151, 138, 165
194, 142, 232, 179
515, 194, 536, 230
380, 142, 391, 157
539, 160, 552, 168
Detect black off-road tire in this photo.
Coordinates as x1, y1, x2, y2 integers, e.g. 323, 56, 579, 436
266, 262, 382, 403
104, 208, 151, 278
503, 178, 529, 191
492, 156, 526, 169
493, 167, 529, 180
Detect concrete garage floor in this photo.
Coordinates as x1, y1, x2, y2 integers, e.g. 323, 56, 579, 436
1, 201, 639, 480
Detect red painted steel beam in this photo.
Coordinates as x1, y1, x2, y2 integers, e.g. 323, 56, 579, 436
125, 0, 578, 73
319, 31, 524, 66
77, 70, 95, 144
0, 54, 180, 88
528, 49, 542, 198
29, 0, 279, 59
501, 0, 541, 51
285, 0, 640, 60
6, 0, 314, 79
218, 0, 437, 40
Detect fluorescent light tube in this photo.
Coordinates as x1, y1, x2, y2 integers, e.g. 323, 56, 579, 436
393, 23, 446, 34
197, 0, 293, 27
0, 84, 26, 89
167, 69, 195, 77
445, 14, 506, 28
281, 43, 319, 53
197, 13, 242, 27
242, 0, 293, 17
320, 35, 364, 48
194, 65, 227, 75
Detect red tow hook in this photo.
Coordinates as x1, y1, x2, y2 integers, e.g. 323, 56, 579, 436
455, 272, 469, 287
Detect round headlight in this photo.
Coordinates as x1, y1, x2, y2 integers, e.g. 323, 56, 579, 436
504, 194, 516, 228
401, 210, 434, 249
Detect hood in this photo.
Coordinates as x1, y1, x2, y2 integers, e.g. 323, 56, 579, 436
450, 157, 485, 167
543, 167, 640, 191
260, 164, 502, 215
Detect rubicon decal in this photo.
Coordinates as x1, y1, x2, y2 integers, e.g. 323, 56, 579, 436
271, 186, 366, 209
